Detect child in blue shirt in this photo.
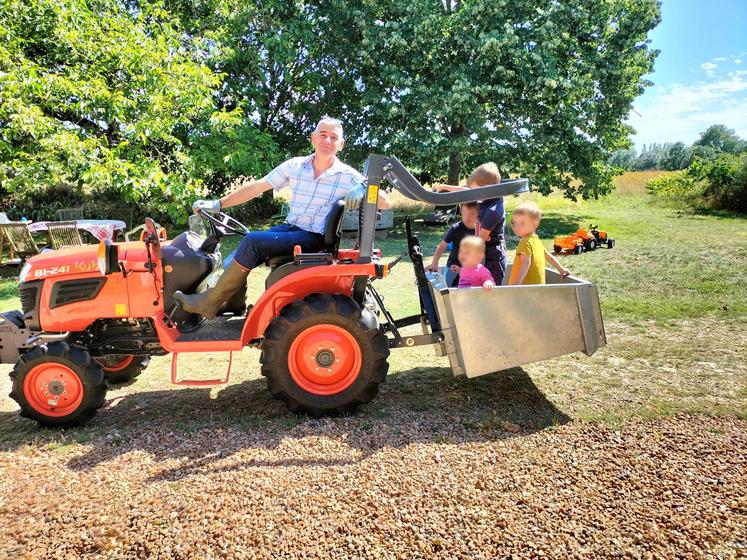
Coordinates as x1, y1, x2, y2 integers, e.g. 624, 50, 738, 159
426, 202, 478, 280
433, 163, 507, 284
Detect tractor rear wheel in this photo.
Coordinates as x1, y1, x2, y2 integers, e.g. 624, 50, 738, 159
9, 342, 107, 428
261, 293, 389, 417
95, 354, 150, 384
585, 239, 597, 251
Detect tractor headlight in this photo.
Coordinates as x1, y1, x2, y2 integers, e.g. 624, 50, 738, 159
18, 262, 32, 283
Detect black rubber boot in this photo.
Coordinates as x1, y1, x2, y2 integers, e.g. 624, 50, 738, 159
173, 262, 250, 320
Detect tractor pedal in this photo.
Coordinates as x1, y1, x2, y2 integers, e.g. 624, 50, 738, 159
165, 301, 182, 327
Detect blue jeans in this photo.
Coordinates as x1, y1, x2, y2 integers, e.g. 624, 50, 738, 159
232, 223, 324, 270
485, 247, 507, 285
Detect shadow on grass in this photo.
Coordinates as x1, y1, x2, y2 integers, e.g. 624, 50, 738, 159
0, 365, 570, 480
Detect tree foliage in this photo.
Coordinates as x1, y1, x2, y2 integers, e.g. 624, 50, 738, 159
648, 152, 747, 213
1, 0, 662, 219
331, 0, 660, 198
159, 0, 364, 161
0, 0, 278, 222
693, 124, 746, 156
610, 125, 746, 172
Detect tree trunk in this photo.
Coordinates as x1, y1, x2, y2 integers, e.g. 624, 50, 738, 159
447, 150, 462, 185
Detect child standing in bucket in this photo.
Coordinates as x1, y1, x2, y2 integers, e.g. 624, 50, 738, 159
433, 162, 508, 285
426, 201, 478, 284
508, 202, 570, 285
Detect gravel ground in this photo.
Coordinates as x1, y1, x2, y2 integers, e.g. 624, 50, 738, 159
0, 414, 744, 559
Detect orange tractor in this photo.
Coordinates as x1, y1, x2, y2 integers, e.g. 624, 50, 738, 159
0, 155, 535, 427
0, 155, 607, 428
553, 225, 615, 255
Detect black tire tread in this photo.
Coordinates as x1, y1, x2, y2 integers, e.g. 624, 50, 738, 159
9, 342, 107, 428
98, 355, 150, 384
260, 293, 389, 417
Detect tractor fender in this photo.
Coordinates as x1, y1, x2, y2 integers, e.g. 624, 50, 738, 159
241, 263, 379, 344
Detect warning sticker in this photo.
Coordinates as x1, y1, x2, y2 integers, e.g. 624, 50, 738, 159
367, 184, 379, 204
114, 304, 128, 316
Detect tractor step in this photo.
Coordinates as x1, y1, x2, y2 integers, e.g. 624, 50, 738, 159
171, 351, 233, 386
175, 316, 244, 342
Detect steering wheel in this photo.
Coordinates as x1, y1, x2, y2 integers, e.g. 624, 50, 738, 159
143, 217, 162, 260
198, 209, 249, 237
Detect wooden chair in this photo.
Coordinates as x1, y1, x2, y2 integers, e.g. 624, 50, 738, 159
109, 206, 134, 229
0, 222, 39, 261
57, 207, 84, 221
47, 221, 84, 249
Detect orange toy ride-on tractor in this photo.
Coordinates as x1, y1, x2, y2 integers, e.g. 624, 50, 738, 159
553, 225, 615, 255
0, 155, 605, 428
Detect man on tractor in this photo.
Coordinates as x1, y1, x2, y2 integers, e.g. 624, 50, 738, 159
174, 116, 391, 319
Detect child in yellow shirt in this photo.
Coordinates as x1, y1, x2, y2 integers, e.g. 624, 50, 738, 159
508, 202, 570, 285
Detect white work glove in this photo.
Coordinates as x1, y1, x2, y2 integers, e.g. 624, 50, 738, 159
344, 184, 367, 211
192, 199, 221, 214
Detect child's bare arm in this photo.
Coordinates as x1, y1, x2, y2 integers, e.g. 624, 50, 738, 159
432, 183, 468, 192
545, 250, 570, 277
508, 254, 531, 285
426, 241, 448, 271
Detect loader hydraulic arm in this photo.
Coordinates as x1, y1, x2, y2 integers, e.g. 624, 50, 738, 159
357, 154, 529, 265
378, 155, 529, 205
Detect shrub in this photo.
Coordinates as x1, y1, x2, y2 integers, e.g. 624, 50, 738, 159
647, 153, 747, 213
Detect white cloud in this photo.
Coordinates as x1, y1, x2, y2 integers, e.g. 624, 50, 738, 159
735, 59, 743, 64
713, 57, 727, 62
629, 74, 747, 147
701, 61, 718, 77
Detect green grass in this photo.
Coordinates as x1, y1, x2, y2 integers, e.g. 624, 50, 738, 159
2, 173, 746, 321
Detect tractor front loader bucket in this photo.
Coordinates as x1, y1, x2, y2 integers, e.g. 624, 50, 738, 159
426, 268, 606, 378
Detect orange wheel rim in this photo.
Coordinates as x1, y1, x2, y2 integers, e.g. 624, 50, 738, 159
95, 355, 134, 372
22, 363, 84, 417
288, 324, 362, 396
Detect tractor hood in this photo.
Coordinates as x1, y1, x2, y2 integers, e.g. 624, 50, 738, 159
21, 245, 102, 282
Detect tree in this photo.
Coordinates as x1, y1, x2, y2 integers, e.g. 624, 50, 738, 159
159, 0, 365, 162
331, 0, 660, 197
0, 0, 277, 221
661, 142, 691, 170
633, 143, 666, 170
694, 125, 746, 155
609, 148, 638, 170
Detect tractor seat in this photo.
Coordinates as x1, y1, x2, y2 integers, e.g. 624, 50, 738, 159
265, 199, 346, 269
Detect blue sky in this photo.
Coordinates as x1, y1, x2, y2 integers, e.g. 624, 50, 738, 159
628, 0, 747, 149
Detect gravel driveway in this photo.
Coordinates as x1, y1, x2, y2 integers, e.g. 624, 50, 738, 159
1, 413, 744, 559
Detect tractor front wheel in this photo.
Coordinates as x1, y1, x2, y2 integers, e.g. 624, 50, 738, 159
607, 239, 615, 249
261, 293, 389, 417
95, 354, 150, 384
10, 342, 107, 428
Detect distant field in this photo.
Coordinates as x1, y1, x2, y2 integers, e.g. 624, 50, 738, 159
612, 170, 675, 195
